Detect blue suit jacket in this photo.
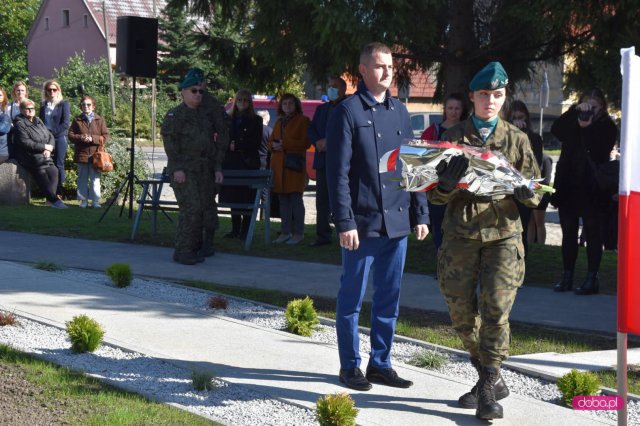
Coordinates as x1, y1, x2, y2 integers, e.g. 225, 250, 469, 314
326, 81, 428, 239
308, 98, 345, 170
39, 101, 70, 139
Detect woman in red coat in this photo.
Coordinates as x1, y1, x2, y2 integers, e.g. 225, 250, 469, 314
268, 94, 311, 245
68, 96, 109, 208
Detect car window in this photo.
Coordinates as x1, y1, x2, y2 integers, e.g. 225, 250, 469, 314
411, 115, 425, 133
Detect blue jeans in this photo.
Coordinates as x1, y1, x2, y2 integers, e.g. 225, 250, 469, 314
53, 135, 67, 195
336, 235, 407, 369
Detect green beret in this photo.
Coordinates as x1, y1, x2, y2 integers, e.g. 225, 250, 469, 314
180, 68, 204, 89
469, 62, 509, 91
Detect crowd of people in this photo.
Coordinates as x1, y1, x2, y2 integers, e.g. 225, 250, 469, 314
1, 80, 110, 209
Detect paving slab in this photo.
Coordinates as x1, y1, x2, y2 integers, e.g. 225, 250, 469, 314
0, 261, 613, 425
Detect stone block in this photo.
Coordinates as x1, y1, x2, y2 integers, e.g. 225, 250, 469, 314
0, 159, 31, 205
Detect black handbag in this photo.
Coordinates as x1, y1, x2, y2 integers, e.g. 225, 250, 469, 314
284, 153, 305, 172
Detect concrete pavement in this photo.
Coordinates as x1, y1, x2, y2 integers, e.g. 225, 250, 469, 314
0, 259, 615, 425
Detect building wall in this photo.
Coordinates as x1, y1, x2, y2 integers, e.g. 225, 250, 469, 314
28, 0, 108, 81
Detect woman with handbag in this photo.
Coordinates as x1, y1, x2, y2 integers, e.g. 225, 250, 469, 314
550, 88, 618, 295
268, 93, 311, 245
12, 99, 67, 209
68, 96, 109, 208
39, 80, 70, 197
219, 89, 263, 239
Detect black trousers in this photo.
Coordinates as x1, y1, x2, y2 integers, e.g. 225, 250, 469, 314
558, 192, 606, 273
31, 164, 59, 203
314, 167, 332, 242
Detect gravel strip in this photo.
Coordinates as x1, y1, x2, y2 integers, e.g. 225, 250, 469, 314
1, 268, 637, 425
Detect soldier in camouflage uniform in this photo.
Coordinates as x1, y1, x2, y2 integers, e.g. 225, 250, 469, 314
428, 62, 541, 420
161, 68, 229, 265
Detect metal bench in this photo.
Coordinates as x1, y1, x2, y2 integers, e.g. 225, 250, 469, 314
131, 169, 272, 251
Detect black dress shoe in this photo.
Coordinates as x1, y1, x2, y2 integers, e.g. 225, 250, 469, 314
575, 272, 599, 295
365, 365, 413, 388
339, 368, 372, 391
308, 240, 331, 247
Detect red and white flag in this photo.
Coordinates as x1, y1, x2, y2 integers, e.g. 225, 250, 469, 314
617, 47, 640, 334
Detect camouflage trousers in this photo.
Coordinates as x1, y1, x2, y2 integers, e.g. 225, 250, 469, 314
172, 170, 218, 254
437, 235, 525, 368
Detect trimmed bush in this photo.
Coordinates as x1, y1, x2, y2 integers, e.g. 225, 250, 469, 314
66, 314, 105, 353
106, 263, 133, 288
0, 311, 17, 327
316, 392, 358, 426
409, 349, 449, 370
191, 371, 215, 391
208, 295, 228, 310
285, 296, 319, 337
34, 261, 65, 272
557, 369, 601, 406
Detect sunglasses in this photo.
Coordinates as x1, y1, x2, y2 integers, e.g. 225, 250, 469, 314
190, 89, 204, 94
81, 103, 93, 107
47, 88, 58, 92
23, 107, 35, 111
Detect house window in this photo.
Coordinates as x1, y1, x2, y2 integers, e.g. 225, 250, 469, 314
83, 14, 88, 28
44, 17, 49, 31
62, 10, 70, 27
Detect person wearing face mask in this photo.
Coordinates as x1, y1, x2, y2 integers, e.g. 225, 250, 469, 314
307, 76, 348, 247
268, 93, 311, 245
430, 62, 541, 420
68, 96, 109, 208
550, 88, 618, 295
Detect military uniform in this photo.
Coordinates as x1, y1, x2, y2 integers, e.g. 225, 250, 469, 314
429, 118, 541, 368
162, 100, 225, 258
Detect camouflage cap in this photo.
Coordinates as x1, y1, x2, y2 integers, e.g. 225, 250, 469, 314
469, 62, 509, 91
180, 68, 205, 89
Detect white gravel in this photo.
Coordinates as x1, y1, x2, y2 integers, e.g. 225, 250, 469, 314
0, 268, 637, 425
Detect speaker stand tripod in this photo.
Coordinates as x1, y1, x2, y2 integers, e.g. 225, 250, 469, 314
99, 76, 139, 222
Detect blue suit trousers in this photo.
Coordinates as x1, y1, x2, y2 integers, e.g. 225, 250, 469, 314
336, 235, 407, 369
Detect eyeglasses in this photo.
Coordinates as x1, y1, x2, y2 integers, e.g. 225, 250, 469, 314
81, 103, 93, 107
190, 89, 204, 94
23, 107, 35, 111
46, 88, 58, 92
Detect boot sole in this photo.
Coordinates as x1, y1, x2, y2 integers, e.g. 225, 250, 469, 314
476, 409, 504, 420
458, 389, 510, 409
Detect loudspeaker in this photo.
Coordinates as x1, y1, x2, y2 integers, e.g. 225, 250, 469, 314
115, 16, 158, 78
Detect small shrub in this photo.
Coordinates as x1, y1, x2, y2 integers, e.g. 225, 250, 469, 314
34, 261, 64, 272
316, 392, 358, 426
208, 295, 228, 310
409, 349, 449, 370
106, 263, 133, 288
0, 311, 17, 326
191, 370, 215, 391
66, 314, 105, 353
557, 369, 601, 406
285, 296, 319, 337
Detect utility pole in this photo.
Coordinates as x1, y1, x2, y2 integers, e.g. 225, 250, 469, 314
539, 69, 549, 137
103, 0, 116, 115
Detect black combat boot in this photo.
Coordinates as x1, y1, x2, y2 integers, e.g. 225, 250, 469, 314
198, 229, 216, 258
475, 366, 504, 420
574, 272, 599, 295
173, 251, 198, 265
459, 357, 510, 409
553, 270, 574, 292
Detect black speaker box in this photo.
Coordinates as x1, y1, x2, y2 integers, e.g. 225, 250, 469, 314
115, 16, 158, 78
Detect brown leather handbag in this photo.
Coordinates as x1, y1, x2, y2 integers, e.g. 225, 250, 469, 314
92, 145, 114, 172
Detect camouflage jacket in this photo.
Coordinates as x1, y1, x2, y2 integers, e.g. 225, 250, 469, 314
162, 102, 221, 175
428, 119, 541, 242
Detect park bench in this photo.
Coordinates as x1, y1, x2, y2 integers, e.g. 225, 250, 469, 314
130, 169, 273, 252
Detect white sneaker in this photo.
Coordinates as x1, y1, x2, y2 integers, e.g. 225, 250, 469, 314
79, 200, 88, 208
272, 233, 292, 243
93, 202, 102, 209
51, 200, 68, 209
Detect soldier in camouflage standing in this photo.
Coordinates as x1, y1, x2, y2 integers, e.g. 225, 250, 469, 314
161, 68, 229, 265
429, 62, 540, 420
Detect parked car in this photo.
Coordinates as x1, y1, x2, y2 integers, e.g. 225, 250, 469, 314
409, 112, 443, 138
226, 96, 323, 180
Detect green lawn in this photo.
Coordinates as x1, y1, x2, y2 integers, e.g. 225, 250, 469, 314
0, 200, 618, 293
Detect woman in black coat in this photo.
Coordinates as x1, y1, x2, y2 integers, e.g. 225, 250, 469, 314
13, 99, 68, 209
219, 89, 263, 239
550, 88, 617, 295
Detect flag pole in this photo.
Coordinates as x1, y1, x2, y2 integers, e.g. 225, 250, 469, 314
617, 332, 628, 426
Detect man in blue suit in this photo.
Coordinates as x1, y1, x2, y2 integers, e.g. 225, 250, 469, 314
326, 42, 430, 391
